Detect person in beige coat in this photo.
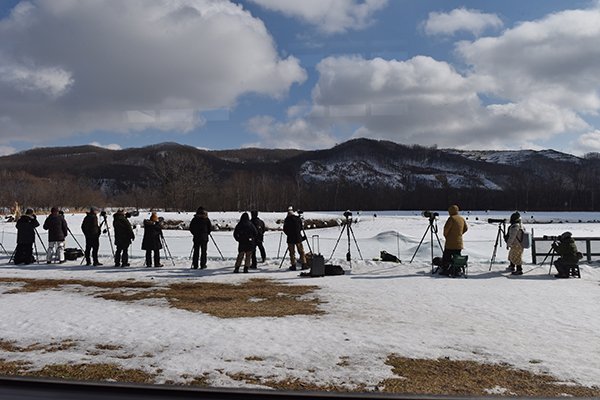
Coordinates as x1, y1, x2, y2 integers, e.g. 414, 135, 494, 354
505, 212, 524, 275
441, 204, 468, 274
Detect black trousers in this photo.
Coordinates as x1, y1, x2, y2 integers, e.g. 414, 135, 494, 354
192, 240, 208, 268
14, 242, 35, 264
85, 235, 100, 264
115, 244, 130, 266
251, 241, 266, 268
442, 249, 462, 267
145, 249, 161, 267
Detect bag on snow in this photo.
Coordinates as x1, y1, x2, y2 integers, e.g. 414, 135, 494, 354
380, 250, 401, 263
324, 264, 345, 276
64, 248, 84, 261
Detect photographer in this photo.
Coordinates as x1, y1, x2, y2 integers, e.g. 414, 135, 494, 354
283, 206, 307, 271
142, 212, 163, 267
552, 232, 580, 278
189, 207, 212, 269
250, 210, 266, 269
14, 208, 39, 265
43, 207, 68, 263
505, 212, 524, 275
81, 207, 102, 266
233, 212, 258, 273
113, 209, 135, 267
441, 204, 468, 275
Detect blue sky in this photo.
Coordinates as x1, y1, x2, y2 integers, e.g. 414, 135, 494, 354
1, 0, 600, 156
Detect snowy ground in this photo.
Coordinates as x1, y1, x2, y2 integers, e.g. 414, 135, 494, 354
0, 210, 599, 390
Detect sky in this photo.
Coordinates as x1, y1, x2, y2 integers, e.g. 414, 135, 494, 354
2, 0, 600, 156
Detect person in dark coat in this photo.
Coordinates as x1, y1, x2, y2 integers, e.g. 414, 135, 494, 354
552, 231, 580, 278
14, 208, 40, 265
233, 212, 258, 273
81, 207, 102, 266
189, 207, 212, 269
142, 212, 163, 267
43, 207, 68, 263
250, 210, 266, 269
113, 209, 135, 267
283, 206, 307, 271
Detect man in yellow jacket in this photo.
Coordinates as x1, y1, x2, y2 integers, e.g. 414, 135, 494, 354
441, 204, 468, 274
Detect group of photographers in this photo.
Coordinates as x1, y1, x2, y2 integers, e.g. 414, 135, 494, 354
11, 205, 581, 278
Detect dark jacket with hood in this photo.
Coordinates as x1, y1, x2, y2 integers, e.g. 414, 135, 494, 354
142, 219, 163, 250
250, 211, 265, 242
283, 212, 303, 244
16, 214, 40, 244
43, 213, 68, 242
233, 213, 258, 252
113, 212, 135, 247
81, 212, 101, 238
189, 212, 212, 243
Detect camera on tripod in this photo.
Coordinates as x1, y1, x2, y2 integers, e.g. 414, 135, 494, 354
125, 210, 139, 218
343, 210, 353, 219
487, 218, 506, 224
421, 210, 439, 219
543, 235, 560, 241
100, 210, 107, 218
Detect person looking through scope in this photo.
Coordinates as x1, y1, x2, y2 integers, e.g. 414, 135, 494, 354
142, 212, 164, 267
43, 207, 68, 264
14, 208, 39, 265
283, 206, 307, 271
505, 212, 524, 275
113, 209, 135, 268
81, 207, 102, 266
440, 204, 468, 275
551, 232, 580, 278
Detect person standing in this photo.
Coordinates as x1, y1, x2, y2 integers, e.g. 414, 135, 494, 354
233, 212, 258, 273
81, 207, 102, 266
43, 207, 68, 263
189, 207, 212, 269
250, 210, 266, 269
113, 209, 135, 267
14, 208, 39, 265
506, 212, 524, 275
142, 212, 163, 267
283, 206, 307, 271
441, 204, 468, 275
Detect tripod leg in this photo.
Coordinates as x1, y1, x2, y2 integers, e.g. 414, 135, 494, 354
209, 234, 225, 260
278, 247, 289, 269
489, 228, 502, 271
348, 226, 363, 260
328, 225, 346, 262
410, 224, 431, 263
277, 232, 283, 259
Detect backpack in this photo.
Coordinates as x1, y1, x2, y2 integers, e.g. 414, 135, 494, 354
518, 229, 531, 249
380, 250, 401, 263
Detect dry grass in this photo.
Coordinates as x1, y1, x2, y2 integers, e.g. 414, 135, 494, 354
227, 372, 366, 392
0, 359, 31, 376
381, 355, 600, 397
245, 356, 265, 362
95, 343, 123, 351
0, 277, 322, 318
0, 339, 77, 353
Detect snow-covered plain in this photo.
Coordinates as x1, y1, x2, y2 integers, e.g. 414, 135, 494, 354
0, 210, 599, 390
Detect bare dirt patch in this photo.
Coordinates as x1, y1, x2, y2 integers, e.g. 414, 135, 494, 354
381, 355, 600, 397
0, 276, 323, 318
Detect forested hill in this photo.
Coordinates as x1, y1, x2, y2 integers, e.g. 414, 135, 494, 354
1, 139, 599, 211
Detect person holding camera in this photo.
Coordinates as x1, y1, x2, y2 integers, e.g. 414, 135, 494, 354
233, 212, 258, 273
283, 206, 307, 271
440, 204, 468, 274
250, 210, 266, 269
142, 212, 163, 267
81, 207, 102, 266
43, 207, 68, 263
189, 207, 212, 269
14, 208, 39, 265
113, 209, 135, 267
505, 212, 524, 275
552, 231, 580, 278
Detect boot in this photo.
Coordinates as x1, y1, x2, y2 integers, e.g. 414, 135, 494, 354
506, 263, 515, 273
233, 267, 240, 273
243, 266, 249, 273
511, 265, 523, 275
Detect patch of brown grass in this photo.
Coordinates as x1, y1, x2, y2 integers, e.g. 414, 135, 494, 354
30, 363, 155, 384
0, 359, 31, 375
337, 356, 350, 367
245, 356, 265, 362
0, 339, 77, 353
228, 372, 366, 392
95, 343, 123, 351
1, 277, 322, 318
381, 355, 600, 397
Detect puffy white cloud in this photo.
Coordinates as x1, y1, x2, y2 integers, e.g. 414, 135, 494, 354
423, 7, 503, 37
246, 115, 336, 149
89, 142, 122, 151
247, 0, 388, 34
0, 0, 306, 143
572, 130, 600, 154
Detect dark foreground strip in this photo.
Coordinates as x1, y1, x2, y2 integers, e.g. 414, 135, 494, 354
0, 375, 487, 400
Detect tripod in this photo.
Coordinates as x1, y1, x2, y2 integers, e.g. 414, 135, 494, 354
539, 239, 559, 275
99, 213, 115, 257
328, 212, 362, 267
488, 221, 506, 271
188, 233, 225, 266
161, 236, 175, 266
409, 215, 444, 274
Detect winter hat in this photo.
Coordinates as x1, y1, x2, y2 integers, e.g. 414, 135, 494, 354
560, 231, 572, 240
50, 207, 59, 214
150, 212, 159, 222
25, 208, 34, 215
251, 210, 258, 218
89, 207, 98, 213
448, 205, 459, 215
196, 206, 205, 215
510, 212, 521, 223
240, 212, 249, 221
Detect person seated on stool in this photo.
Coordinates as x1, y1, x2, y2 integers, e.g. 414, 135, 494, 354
440, 204, 468, 275
552, 231, 579, 279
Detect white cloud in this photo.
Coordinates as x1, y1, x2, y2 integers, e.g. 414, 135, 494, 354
0, 0, 306, 143
89, 142, 122, 151
246, 115, 336, 149
424, 8, 503, 37
247, 0, 388, 34
571, 130, 600, 155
